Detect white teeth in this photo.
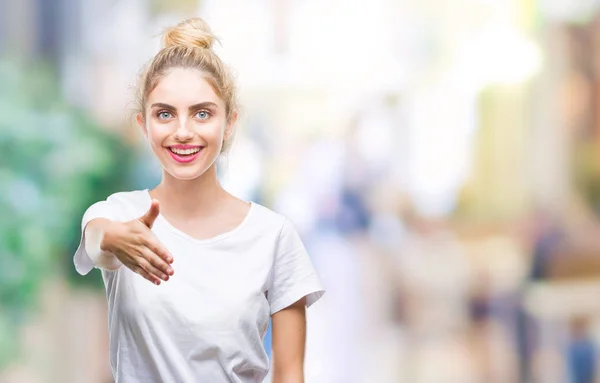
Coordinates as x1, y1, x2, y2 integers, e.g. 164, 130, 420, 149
170, 147, 201, 155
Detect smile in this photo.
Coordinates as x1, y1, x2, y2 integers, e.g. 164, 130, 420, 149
166, 146, 204, 163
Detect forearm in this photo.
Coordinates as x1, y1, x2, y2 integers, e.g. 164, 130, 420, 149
271, 299, 307, 383
84, 218, 122, 270
272, 368, 304, 383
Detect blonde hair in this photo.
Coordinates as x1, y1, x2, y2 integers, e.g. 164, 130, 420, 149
135, 17, 238, 153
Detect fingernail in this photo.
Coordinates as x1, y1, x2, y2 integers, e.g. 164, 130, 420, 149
155, 281, 160, 285
168, 268, 174, 275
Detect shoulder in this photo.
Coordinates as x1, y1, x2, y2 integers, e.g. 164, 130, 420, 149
92, 189, 150, 217
249, 202, 289, 233
249, 202, 301, 239
105, 189, 149, 205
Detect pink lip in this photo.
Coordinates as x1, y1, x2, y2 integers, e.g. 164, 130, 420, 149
166, 147, 203, 164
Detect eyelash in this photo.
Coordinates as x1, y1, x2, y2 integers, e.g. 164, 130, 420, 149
195, 110, 211, 120
157, 111, 173, 120
155, 110, 211, 120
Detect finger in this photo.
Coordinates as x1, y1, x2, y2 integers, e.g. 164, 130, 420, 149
132, 265, 161, 285
139, 247, 174, 279
143, 236, 174, 266
138, 257, 169, 282
139, 199, 160, 228
143, 246, 174, 276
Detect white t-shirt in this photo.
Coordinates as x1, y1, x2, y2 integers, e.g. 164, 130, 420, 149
73, 189, 325, 383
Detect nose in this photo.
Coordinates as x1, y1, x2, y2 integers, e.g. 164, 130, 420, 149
174, 118, 194, 141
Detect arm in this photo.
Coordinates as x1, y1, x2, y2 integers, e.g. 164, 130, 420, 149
271, 297, 307, 383
76, 199, 173, 284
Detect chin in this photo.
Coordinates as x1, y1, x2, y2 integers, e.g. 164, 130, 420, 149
167, 169, 206, 181
163, 164, 213, 181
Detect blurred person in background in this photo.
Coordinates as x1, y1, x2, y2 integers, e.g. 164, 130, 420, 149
273, 130, 368, 382
516, 210, 564, 382
567, 316, 597, 383
72, 17, 324, 383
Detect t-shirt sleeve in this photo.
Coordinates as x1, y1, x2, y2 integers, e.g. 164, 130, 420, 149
73, 199, 122, 276
267, 218, 325, 315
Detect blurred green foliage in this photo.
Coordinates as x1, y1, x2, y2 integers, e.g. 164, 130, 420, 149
149, 0, 199, 14
0, 59, 134, 368
574, 140, 600, 214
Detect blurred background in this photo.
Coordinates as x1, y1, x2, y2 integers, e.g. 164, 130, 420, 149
4, 0, 600, 382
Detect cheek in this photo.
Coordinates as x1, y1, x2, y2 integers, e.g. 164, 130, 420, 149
202, 121, 226, 140
146, 123, 170, 145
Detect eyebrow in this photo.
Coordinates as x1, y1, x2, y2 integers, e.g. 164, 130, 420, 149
150, 102, 219, 111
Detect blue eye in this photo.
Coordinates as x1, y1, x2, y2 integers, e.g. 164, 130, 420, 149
157, 111, 172, 120
196, 110, 210, 120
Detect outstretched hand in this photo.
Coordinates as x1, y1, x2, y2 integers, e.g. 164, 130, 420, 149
102, 199, 174, 285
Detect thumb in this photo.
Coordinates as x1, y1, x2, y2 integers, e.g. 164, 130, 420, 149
139, 199, 160, 228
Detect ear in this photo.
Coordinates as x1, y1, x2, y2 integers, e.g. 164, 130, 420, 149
137, 113, 148, 138
224, 111, 238, 141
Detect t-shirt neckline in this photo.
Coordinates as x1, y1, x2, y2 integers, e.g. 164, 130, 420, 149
143, 189, 255, 245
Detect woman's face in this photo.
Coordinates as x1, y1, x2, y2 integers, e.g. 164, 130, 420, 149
138, 68, 234, 181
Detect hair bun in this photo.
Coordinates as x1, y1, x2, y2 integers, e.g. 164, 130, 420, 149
162, 17, 218, 50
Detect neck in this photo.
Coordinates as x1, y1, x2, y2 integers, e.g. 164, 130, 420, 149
151, 164, 229, 220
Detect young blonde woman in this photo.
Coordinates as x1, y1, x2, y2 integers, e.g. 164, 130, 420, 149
74, 17, 324, 383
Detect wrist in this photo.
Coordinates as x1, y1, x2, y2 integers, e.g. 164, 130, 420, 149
99, 222, 118, 253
